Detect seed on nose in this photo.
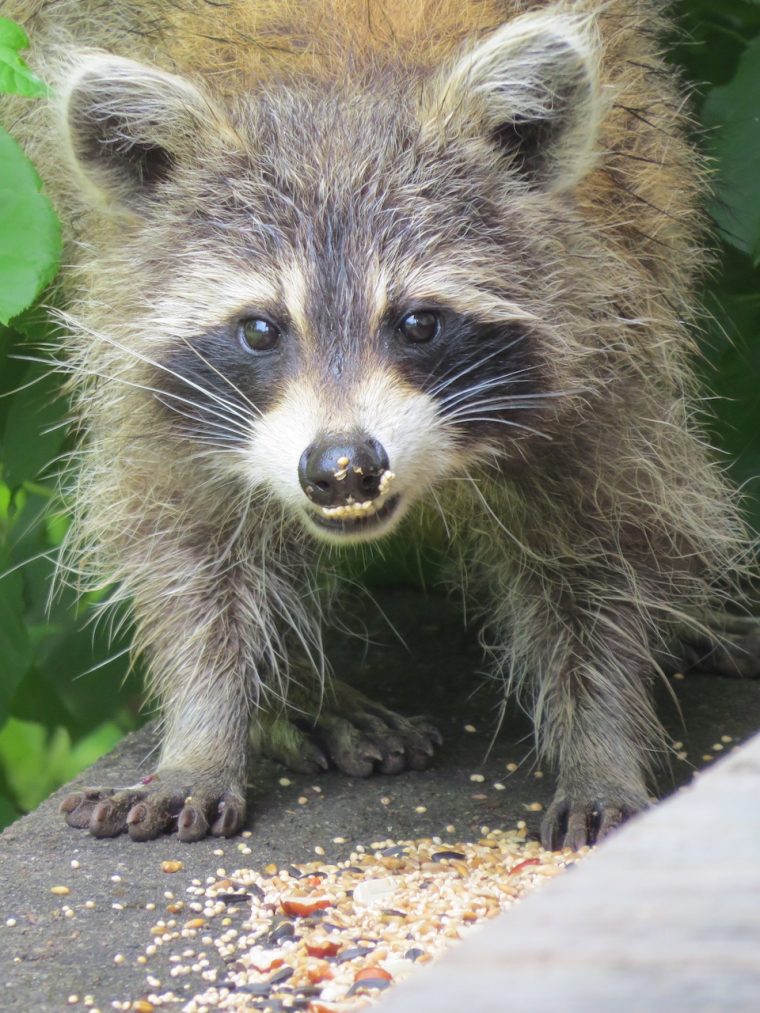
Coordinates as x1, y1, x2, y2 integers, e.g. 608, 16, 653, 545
336, 456, 350, 468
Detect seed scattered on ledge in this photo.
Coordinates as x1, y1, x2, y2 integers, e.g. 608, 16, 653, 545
146, 827, 589, 1013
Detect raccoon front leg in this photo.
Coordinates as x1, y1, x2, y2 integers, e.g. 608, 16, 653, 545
498, 583, 657, 851
61, 567, 259, 842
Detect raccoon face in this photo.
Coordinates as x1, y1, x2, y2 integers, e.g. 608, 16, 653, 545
61, 12, 600, 544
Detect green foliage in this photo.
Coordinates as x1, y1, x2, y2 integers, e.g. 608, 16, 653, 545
672, 0, 760, 525
0, 4, 759, 829
0, 19, 48, 98
702, 36, 760, 264
0, 21, 59, 325
0, 129, 61, 324
0, 26, 142, 829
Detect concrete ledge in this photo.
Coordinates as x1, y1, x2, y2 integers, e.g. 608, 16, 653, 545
379, 732, 760, 1013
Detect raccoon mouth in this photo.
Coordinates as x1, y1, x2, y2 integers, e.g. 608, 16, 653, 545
308, 494, 401, 535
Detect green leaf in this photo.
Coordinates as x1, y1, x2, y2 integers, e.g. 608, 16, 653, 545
0, 18, 47, 98
0, 547, 32, 723
0, 794, 20, 830
35, 619, 141, 741
0, 128, 61, 324
703, 34, 760, 259
2, 364, 67, 487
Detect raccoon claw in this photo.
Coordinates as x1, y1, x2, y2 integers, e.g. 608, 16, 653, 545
324, 728, 384, 777
256, 689, 442, 778
60, 788, 118, 830
541, 791, 647, 851
409, 717, 444, 748
316, 708, 441, 776
174, 790, 245, 842
60, 776, 246, 842
211, 793, 246, 837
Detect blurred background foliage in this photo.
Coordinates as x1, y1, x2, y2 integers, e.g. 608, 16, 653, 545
1, 1, 759, 829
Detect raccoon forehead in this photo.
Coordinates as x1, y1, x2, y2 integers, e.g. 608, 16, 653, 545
148, 250, 538, 340
378, 263, 540, 325
144, 260, 306, 334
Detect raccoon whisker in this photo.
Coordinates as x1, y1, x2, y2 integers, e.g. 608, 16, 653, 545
16, 350, 252, 439
449, 413, 551, 433
59, 316, 257, 428
429, 486, 452, 541
56, 355, 254, 440
427, 334, 529, 398
448, 416, 553, 439
182, 443, 250, 459
437, 367, 543, 408
71, 642, 133, 681
0, 367, 53, 399
152, 396, 251, 443
442, 380, 578, 411
0, 548, 60, 586
174, 333, 263, 418
442, 392, 558, 417
442, 404, 550, 424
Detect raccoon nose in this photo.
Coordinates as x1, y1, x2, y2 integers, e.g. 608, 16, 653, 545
299, 436, 390, 507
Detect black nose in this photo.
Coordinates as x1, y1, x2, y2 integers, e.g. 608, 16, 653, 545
298, 435, 390, 507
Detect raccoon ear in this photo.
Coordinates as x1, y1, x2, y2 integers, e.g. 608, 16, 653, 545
425, 13, 600, 193
60, 54, 235, 209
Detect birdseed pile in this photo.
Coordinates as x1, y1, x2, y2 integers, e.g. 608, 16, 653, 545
120, 826, 588, 1012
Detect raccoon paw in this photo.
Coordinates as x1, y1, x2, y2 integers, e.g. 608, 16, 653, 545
541, 786, 648, 851
677, 612, 760, 679
256, 684, 442, 778
60, 770, 246, 842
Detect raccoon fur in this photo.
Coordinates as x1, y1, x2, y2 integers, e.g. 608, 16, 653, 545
4, 0, 758, 849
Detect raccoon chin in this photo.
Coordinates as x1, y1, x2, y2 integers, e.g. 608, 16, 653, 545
300, 493, 403, 545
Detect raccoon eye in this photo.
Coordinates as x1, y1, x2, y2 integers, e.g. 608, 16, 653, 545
239, 316, 280, 353
397, 310, 440, 344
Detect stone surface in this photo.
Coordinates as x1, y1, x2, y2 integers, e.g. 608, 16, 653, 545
0, 589, 758, 1011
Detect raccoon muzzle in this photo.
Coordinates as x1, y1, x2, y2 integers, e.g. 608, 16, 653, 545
298, 433, 400, 537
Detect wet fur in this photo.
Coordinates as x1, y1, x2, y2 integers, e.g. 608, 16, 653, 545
5, 0, 757, 847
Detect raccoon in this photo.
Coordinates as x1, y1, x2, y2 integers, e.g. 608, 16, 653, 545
5, 0, 758, 849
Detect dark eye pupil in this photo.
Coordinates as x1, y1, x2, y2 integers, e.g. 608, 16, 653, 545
399, 310, 439, 343
240, 317, 279, 352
